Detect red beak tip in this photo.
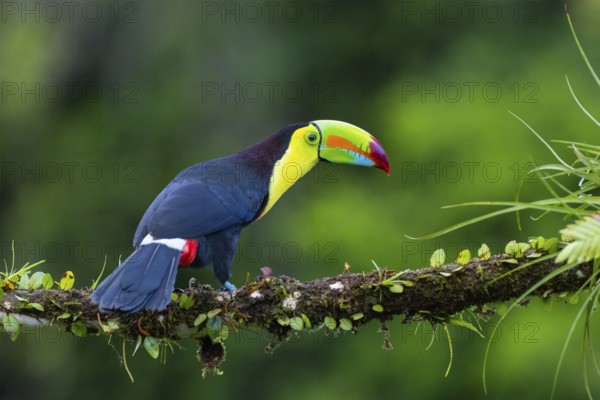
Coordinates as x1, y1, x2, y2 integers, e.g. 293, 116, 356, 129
381, 163, 390, 176
369, 139, 390, 176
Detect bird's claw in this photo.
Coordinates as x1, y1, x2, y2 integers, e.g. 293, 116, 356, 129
221, 281, 237, 297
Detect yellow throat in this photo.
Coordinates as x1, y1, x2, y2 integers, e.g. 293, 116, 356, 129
256, 126, 319, 219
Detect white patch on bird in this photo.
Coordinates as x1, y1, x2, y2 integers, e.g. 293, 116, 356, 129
141, 234, 186, 251
250, 291, 262, 299
329, 282, 344, 290
576, 270, 585, 279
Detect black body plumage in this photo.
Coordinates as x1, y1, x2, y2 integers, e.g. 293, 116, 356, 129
92, 123, 305, 313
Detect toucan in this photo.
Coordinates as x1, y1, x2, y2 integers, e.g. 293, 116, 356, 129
92, 120, 390, 313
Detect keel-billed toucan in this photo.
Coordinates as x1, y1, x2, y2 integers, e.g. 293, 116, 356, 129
92, 120, 390, 313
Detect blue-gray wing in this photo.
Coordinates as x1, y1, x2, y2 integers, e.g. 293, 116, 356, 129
133, 179, 264, 246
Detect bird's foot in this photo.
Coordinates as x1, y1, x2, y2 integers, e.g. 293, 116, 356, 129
220, 281, 237, 297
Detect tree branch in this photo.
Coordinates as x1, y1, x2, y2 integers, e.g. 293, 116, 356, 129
0, 252, 591, 371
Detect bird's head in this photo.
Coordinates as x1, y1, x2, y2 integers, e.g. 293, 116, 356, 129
254, 120, 390, 219
282, 120, 390, 175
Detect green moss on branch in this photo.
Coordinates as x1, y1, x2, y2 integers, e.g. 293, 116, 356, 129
0, 252, 590, 343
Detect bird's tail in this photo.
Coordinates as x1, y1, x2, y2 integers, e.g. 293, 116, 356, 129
91, 243, 180, 313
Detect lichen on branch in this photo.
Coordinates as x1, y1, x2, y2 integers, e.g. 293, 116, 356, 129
0, 252, 590, 345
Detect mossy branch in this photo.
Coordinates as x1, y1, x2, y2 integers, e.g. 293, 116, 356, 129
0, 252, 590, 343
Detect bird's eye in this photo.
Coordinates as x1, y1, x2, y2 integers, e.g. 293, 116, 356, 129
306, 133, 318, 144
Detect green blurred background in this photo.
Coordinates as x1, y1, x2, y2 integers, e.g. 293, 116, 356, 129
1, 0, 599, 398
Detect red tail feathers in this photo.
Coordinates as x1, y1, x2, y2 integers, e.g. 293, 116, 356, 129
179, 239, 198, 267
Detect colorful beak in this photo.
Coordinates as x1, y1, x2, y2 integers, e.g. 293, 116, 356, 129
311, 120, 390, 175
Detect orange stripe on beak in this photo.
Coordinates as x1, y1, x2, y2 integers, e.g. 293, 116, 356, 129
326, 135, 371, 158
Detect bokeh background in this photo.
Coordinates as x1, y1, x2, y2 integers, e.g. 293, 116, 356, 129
1, 0, 599, 398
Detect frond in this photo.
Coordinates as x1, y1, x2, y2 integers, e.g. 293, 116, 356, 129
557, 215, 600, 264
